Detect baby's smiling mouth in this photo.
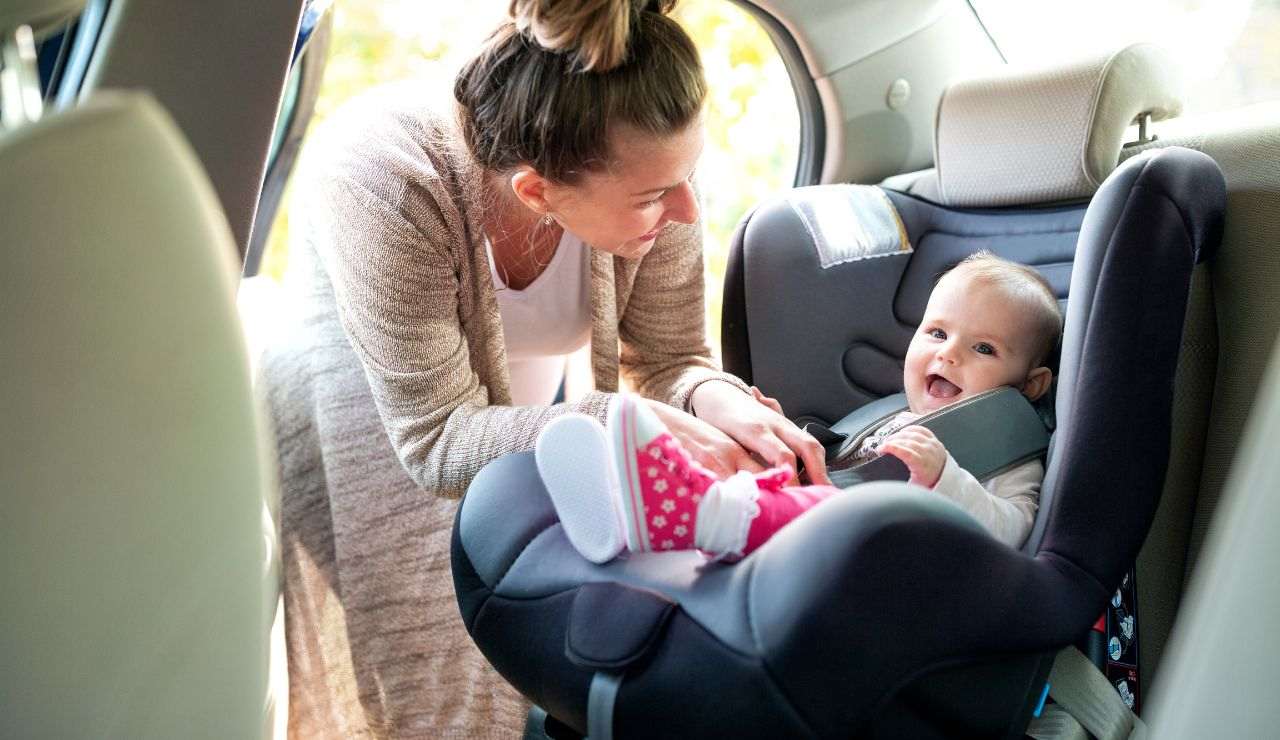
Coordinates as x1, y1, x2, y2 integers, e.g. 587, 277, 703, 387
926, 373, 962, 399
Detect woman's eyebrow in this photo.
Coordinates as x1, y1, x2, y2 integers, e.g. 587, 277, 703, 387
630, 182, 677, 197
631, 168, 697, 197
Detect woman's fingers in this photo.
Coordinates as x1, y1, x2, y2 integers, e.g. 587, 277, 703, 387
686, 443, 735, 479
776, 425, 830, 485
687, 437, 763, 478
743, 430, 797, 474
750, 386, 784, 415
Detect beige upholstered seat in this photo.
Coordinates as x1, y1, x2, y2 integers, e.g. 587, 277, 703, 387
1124, 114, 1280, 688
0, 91, 280, 736
1145, 315, 1280, 737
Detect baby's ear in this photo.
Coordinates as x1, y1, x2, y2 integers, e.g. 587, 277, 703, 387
1020, 366, 1053, 401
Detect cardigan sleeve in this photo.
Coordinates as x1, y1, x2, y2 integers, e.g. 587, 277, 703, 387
931, 455, 1042, 548
617, 217, 751, 412
300, 107, 610, 498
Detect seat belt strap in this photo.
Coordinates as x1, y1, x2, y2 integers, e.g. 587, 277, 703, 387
587, 671, 623, 740
1034, 646, 1148, 740
818, 387, 1049, 487
1025, 704, 1090, 740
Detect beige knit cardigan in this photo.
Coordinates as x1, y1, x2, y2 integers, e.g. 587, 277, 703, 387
268, 91, 749, 738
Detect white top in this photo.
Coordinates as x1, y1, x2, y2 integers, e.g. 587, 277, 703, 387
867, 412, 1043, 548
487, 229, 592, 406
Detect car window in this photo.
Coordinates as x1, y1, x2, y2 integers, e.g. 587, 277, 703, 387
971, 0, 1280, 116
0, 0, 109, 123
238, 0, 799, 366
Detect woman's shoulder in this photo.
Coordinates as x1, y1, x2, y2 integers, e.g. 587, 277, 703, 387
300, 83, 482, 242
305, 84, 476, 203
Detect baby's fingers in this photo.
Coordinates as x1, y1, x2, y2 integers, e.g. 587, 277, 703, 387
879, 440, 920, 470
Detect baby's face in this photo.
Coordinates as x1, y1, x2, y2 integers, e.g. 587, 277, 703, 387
904, 272, 1043, 414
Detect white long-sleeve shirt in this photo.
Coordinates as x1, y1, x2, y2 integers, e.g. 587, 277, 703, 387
932, 453, 1041, 548
859, 411, 1041, 548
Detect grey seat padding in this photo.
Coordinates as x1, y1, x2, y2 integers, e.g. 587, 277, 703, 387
723, 185, 1083, 425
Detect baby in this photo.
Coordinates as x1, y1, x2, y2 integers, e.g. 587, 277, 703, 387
536, 251, 1063, 562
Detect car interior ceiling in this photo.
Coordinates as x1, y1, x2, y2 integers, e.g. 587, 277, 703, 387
2, 0, 1279, 737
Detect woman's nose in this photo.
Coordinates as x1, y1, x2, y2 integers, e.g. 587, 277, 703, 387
663, 180, 699, 225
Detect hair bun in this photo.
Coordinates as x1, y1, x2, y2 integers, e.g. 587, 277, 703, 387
510, 0, 676, 72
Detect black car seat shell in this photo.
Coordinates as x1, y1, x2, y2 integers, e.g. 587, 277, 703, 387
453, 46, 1226, 738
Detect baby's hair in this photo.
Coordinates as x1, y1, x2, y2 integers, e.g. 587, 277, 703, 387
944, 250, 1063, 366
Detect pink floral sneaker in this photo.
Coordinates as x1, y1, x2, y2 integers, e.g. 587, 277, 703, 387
606, 393, 804, 560
607, 394, 719, 553
536, 394, 840, 565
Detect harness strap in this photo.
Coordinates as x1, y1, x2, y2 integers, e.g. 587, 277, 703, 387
587, 671, 624, 740
815, 387, 1050, 487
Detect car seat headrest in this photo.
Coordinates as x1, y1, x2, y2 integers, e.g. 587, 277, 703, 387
934, 43, 1184, 207
0, 0, 85, 38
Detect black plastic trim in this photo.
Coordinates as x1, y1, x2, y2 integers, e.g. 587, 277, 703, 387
730, 1, 825, 186
243, 9, 332, 277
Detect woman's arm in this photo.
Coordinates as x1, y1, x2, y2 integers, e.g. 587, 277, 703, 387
616, 217, 746, 408
617, 217, 829, 483
301, 107, 609, 497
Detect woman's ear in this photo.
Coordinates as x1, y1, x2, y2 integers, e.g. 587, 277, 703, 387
1021, 366, 1053, 401
509, 166, 552, 216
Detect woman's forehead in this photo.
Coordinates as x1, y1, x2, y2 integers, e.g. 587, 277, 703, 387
600, 120, 704, 188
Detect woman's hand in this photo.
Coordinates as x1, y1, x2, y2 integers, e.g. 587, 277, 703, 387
645, 400, 765, 480
879, 425, 947, 488
686, 380, 831, 485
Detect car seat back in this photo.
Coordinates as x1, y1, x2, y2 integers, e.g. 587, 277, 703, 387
0, 84, 280, 736
454, 143, 1224, 739
722, 43, 1183, 431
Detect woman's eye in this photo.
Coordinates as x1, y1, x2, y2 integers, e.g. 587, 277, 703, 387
929, 328, 946, 340
975, 343, 995, 356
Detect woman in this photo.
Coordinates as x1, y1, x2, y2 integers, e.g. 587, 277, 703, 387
277, 0, 829, 736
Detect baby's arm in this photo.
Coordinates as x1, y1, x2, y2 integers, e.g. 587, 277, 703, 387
930, 457, 1041, 548
881, 426, 1040, 548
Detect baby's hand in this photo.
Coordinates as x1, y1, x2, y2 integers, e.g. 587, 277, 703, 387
879, 425, 946, 488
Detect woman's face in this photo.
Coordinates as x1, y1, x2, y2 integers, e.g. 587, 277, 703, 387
545, 118, 705, 259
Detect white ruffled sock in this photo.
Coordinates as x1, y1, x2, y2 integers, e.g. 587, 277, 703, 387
693, 471, 760, 560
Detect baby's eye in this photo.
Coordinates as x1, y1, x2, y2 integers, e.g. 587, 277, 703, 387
928, 328, 946, 340
974, 342, 996, 356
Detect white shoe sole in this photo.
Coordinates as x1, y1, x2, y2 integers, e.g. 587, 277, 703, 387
535, 414, 625, 564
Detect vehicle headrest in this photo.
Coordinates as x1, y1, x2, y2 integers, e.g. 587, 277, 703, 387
0, 0, 85, 39
934, 43, 1183, 207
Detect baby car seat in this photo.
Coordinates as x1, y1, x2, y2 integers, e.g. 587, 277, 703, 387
452, 48, 1225, 739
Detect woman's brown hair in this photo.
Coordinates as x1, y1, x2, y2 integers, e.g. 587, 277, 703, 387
454, 0, 706, 184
